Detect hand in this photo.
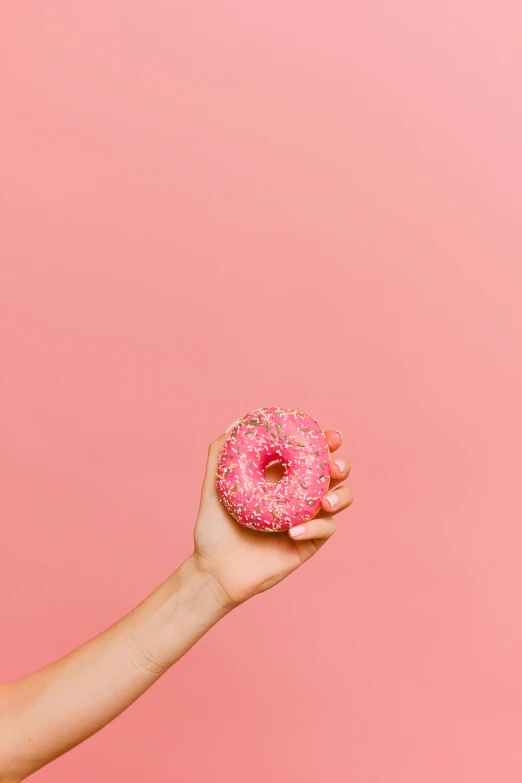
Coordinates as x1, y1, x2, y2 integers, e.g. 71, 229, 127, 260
192, 425, 353, 608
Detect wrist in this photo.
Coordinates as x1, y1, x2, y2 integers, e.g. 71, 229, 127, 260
184, 554, 236, 615
120, 556, 232, 676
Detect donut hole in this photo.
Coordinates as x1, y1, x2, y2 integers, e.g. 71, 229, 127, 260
264, 460, 286, 484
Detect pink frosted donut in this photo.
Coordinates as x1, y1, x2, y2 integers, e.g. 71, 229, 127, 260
216, 406, 330, 532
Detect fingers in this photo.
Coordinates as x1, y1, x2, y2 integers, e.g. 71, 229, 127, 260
328, 455, 351, 486
321, 485, 353, 514
287, 485, 353, 545
288, 516, 336, 541
324, 429, 343, 453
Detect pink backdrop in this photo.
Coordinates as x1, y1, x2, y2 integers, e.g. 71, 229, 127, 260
2, 2, 522, 781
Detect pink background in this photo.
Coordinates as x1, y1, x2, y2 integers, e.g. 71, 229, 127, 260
1, 2, 522, 781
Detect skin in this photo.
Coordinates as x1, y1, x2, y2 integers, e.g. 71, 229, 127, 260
0, 426, 352, 782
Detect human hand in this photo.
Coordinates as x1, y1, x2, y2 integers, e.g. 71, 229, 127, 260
192, 424, 353, 609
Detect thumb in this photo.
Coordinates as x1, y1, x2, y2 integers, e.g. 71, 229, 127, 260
202, 419, 239, 494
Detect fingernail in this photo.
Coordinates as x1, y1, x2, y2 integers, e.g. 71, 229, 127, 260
225, 418, 240, 433
333, 459, 346, 473
289, 525, 306, 538
334, 430, 343, 441
325, 492, 339, 509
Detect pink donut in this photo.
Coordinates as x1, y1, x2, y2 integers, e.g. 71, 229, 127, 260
216, 406, 330, 532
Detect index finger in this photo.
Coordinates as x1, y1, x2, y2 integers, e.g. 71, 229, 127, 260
324, 429, 343, 453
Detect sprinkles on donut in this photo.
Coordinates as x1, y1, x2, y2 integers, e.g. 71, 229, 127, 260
216, 406, 330, 532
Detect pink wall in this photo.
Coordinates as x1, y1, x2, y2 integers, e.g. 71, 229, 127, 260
2, 2, 522, 781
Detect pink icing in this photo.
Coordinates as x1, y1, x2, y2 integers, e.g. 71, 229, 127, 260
216, 406, 330, 532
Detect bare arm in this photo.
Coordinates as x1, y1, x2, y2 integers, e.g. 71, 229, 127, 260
0, 557, 228, 782
0, 426, 353, 781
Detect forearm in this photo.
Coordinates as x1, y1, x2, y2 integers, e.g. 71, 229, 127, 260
0, 556, 230, 782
